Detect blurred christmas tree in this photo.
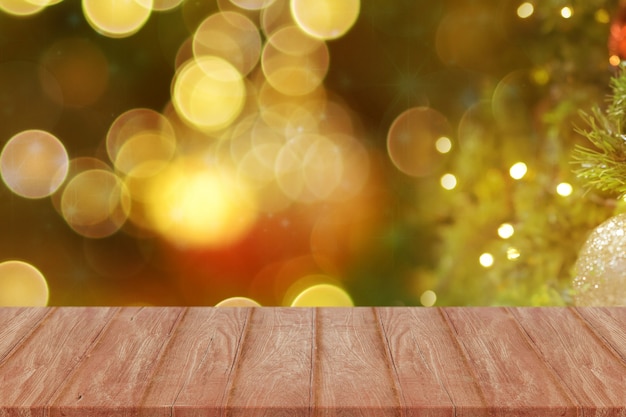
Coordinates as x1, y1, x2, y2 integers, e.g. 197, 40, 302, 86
343, 0, 623, 306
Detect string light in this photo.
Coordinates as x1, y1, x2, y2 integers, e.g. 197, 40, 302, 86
498, 223, 515, 239
509, 162, 527, 180
561, 6, 572, 19
556, 182, 573, 197
440, 173, 457, 190
517, 2, 534, 18
479, 253, 494, 268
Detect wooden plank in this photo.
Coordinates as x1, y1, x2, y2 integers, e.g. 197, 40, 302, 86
48, 307, 185, 417
443, 307, 576, 417
0, 307, 117, 417
0, 308, 49, 364
313, 308, 399, 417
574, 307, 626, 363
140, 308, 242, 416
377, 307, 484, 417
172, 307, 249, 417
512, 307, 626, 417
225, 308, 313, 417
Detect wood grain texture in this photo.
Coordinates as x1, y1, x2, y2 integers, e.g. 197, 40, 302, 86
443, 307, 576, 417
49, 307, 184, 417
0, 307, 624, 417
225, 308, 313, 417
0, 308, 116, 417
377, 307, 484, 417
313, 308, 399, 417
510, 307, 626, 417
0, 308, 49, 364
172, 307, 248, 417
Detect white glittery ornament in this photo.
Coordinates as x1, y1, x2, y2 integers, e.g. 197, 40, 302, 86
573, 213, 626, 306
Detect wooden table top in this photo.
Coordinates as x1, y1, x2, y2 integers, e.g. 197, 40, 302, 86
0, 307, 624, 416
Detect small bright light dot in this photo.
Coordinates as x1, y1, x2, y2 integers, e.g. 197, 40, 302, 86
517, 2, 534, 18
420, 290, 437, 307
509, 162, 527, 180
479, 253, 494, 268
440, 173, 457, 190
556, 182, 573, 197
498, 223, 515, 239
507, 247, 521, 260
561, 6, 572, 19
610, 55, 621, 67
435, 136, 452, 153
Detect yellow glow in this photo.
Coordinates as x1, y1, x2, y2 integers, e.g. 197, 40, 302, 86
498, 223, 514, 239
610, 55, 621, 67
440, 173, 457, 190
290, 0, 360, 40
531, 68, 549, 85
435, 136, 452, 153
420, 290, 437, 307
595, 8, 610, 24
556, 182, 573, 197
479, 253, 494, 268
516, 2, 533, 18
507, 247, 521, 260
145, 159, 258, 248
291, 283, 353, 306
509, 162, 527, 180
82, 0, 153, 38
0, 0, 45, 16
25, 0, 63, 5
172, 56, 246, 131
560, 6, 572, 19
0, 130, 69, 199
0, 260, 49, 306
193, 11, 262, 76
215, 296, 261, 306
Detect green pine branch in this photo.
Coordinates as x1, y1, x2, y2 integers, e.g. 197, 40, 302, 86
573, 70, 626, 194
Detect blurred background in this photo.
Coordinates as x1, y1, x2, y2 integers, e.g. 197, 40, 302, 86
0, 0, 622, 306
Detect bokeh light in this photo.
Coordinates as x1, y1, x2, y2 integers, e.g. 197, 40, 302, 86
172, 56, 246, 131
193, 11, 262, 76
0, 130, 69, 199
556, 182, 573, 196
215, 296, 261, 306
440, 173, 457, 190
517, 2, 534, 19
61, 169, 131, 238
82, 0, 153, 38
509, 162, 527, 180
0, 0, 45, 16
420, 290, 437, 307
290, 283, 353, 306
479, 253, 494, 268
498, 223, 515, 239
435, 136, 452, 154
507, 247, 521, 260
387, 107, 452, 177
0, 260, 49, 306
290, 0, 360, 40
229, 0, 276, 11
261, 25, 330, 96
561, 6, 572, 19
106, 108, 176, 178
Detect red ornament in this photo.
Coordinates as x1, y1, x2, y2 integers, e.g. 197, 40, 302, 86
609, 2, 626, 62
